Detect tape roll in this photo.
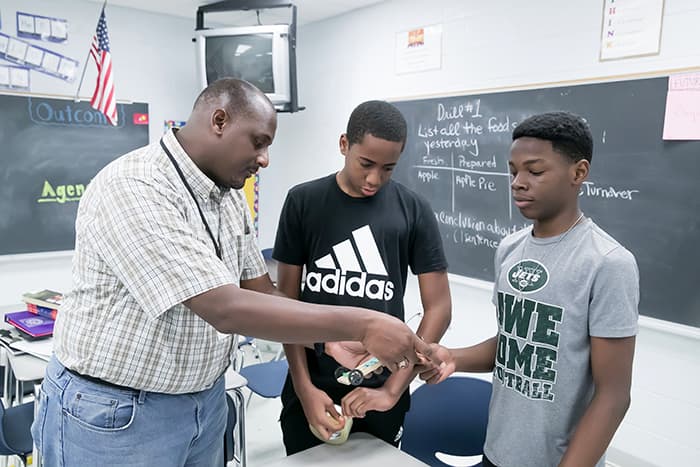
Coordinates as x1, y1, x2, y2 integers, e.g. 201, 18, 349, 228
309, 405, 353, 445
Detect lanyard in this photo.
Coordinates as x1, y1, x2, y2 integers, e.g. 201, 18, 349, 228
160, 138, 222, 260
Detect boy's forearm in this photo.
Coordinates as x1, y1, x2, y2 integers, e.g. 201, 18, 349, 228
452, 336, 497, 373
382, 366, 418, 398
284, 343, 315, 393
558, 391, 630, 466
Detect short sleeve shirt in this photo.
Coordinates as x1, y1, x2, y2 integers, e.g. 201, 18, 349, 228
485, 218, 639, 467
53, 129, 267, 394
273, 174, 447, 388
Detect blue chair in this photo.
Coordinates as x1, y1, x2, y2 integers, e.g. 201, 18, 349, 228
238, 358, 288, 408
0, 399, 35, 466
260, 248, 274, 262
401, 377, 492, 467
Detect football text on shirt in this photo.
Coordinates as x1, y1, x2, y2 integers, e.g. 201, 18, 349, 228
493, 290, 563, 401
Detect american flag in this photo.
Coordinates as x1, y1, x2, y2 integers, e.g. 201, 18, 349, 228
89, 7, 117, 125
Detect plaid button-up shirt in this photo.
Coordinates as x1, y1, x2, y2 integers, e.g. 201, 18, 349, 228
54, 129, 267, 393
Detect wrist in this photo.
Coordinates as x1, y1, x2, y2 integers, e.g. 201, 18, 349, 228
296, 381, 319, 398
382, 379, 406, 399
357, 310, 373, 342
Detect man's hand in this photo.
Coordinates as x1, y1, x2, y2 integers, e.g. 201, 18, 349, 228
361, 313, 440, 372
417, 343, 455, 384
341, 386, 401, 418
298, 386, 346, 440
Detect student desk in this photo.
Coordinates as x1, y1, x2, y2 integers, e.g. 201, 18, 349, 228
1, 305, 47, 467
1, 305, 50, 405
261, 433, 429, 466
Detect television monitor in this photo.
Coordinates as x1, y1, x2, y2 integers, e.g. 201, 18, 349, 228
194, 24, 292, 110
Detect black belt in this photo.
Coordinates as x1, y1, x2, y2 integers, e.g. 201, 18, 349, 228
65, 367, 136, 392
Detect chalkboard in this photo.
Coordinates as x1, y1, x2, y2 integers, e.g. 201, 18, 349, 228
0, 93, 149, 256
393, 76, 700, 328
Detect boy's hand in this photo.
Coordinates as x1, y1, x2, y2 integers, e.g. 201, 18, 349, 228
417, 343, 455, 384
325, 341, 384, 378
299, 386, 345, 440
341, 386, 401, 418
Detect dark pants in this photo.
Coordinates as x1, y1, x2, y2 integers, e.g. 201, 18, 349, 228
482, 453, 498, 467
280, 375, 410, 455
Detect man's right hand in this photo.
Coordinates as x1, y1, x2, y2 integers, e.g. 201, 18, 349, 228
360, 312, 441, 372
299, 386, 346, 440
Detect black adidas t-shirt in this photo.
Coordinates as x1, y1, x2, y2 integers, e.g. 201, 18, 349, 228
273, 174, 447, 391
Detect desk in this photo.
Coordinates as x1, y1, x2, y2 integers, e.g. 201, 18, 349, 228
1, 306, 50, 405
261, 433, 428, 466
1, 305, 47, 466
6, 352, 47, 404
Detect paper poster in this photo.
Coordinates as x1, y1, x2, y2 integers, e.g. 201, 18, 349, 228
164, 120, 186, 132
663, 72, 700, 140
600, 0, 664, 61
16, 11, 68, 42
395, 24, 442, 74
0, 32, 78, 81
243, 174, 259, 236
0, 64, 30, 90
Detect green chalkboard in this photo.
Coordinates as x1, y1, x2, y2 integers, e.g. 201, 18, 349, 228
0, 93, 149, 255
393, 76, 700, 328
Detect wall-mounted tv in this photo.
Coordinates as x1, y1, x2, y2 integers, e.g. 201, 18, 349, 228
194, 24, 292, 110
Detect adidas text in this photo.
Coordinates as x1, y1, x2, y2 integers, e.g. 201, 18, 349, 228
306, 270, 395, 300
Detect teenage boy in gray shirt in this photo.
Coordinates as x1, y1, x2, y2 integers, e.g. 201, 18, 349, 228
418, 111, 639, 467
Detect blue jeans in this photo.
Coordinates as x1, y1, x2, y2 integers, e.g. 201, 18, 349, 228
32, 356, 227, 467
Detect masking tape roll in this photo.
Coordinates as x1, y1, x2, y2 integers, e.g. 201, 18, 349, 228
309, 405, 353, 445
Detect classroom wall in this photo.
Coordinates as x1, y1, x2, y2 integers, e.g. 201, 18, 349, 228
1, 1, 699, 466
258, 1, 700, 466
0, 0, 198, 301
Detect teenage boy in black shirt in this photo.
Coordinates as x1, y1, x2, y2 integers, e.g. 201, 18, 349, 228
273, 100, 452, 454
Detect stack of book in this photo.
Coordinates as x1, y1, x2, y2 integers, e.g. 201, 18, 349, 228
21, 289, 62, 319
3, 289, 62, 340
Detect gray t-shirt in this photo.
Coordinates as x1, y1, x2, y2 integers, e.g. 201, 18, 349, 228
484, 218, 639, 467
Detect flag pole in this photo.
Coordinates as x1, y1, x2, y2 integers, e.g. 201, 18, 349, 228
74, 0, 108, 102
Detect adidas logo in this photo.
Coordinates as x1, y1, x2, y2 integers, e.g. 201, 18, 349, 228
306, 225, 395, 301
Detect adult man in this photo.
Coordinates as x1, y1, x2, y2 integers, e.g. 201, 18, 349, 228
32, 79, 433, 466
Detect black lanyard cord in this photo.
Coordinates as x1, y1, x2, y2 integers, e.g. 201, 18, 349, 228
160, 138, 222, 260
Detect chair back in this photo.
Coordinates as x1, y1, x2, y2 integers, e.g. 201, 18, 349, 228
401, 376, 492, 467
239, 358, 288, 399
0, 398, 35, 459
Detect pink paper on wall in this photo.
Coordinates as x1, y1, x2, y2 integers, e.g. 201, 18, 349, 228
663, 72, 700, 140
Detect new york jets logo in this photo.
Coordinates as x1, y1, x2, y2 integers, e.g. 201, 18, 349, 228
508, 259, 549, 294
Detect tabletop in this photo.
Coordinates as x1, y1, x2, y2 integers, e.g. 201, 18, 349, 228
260, 432, 428, 466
